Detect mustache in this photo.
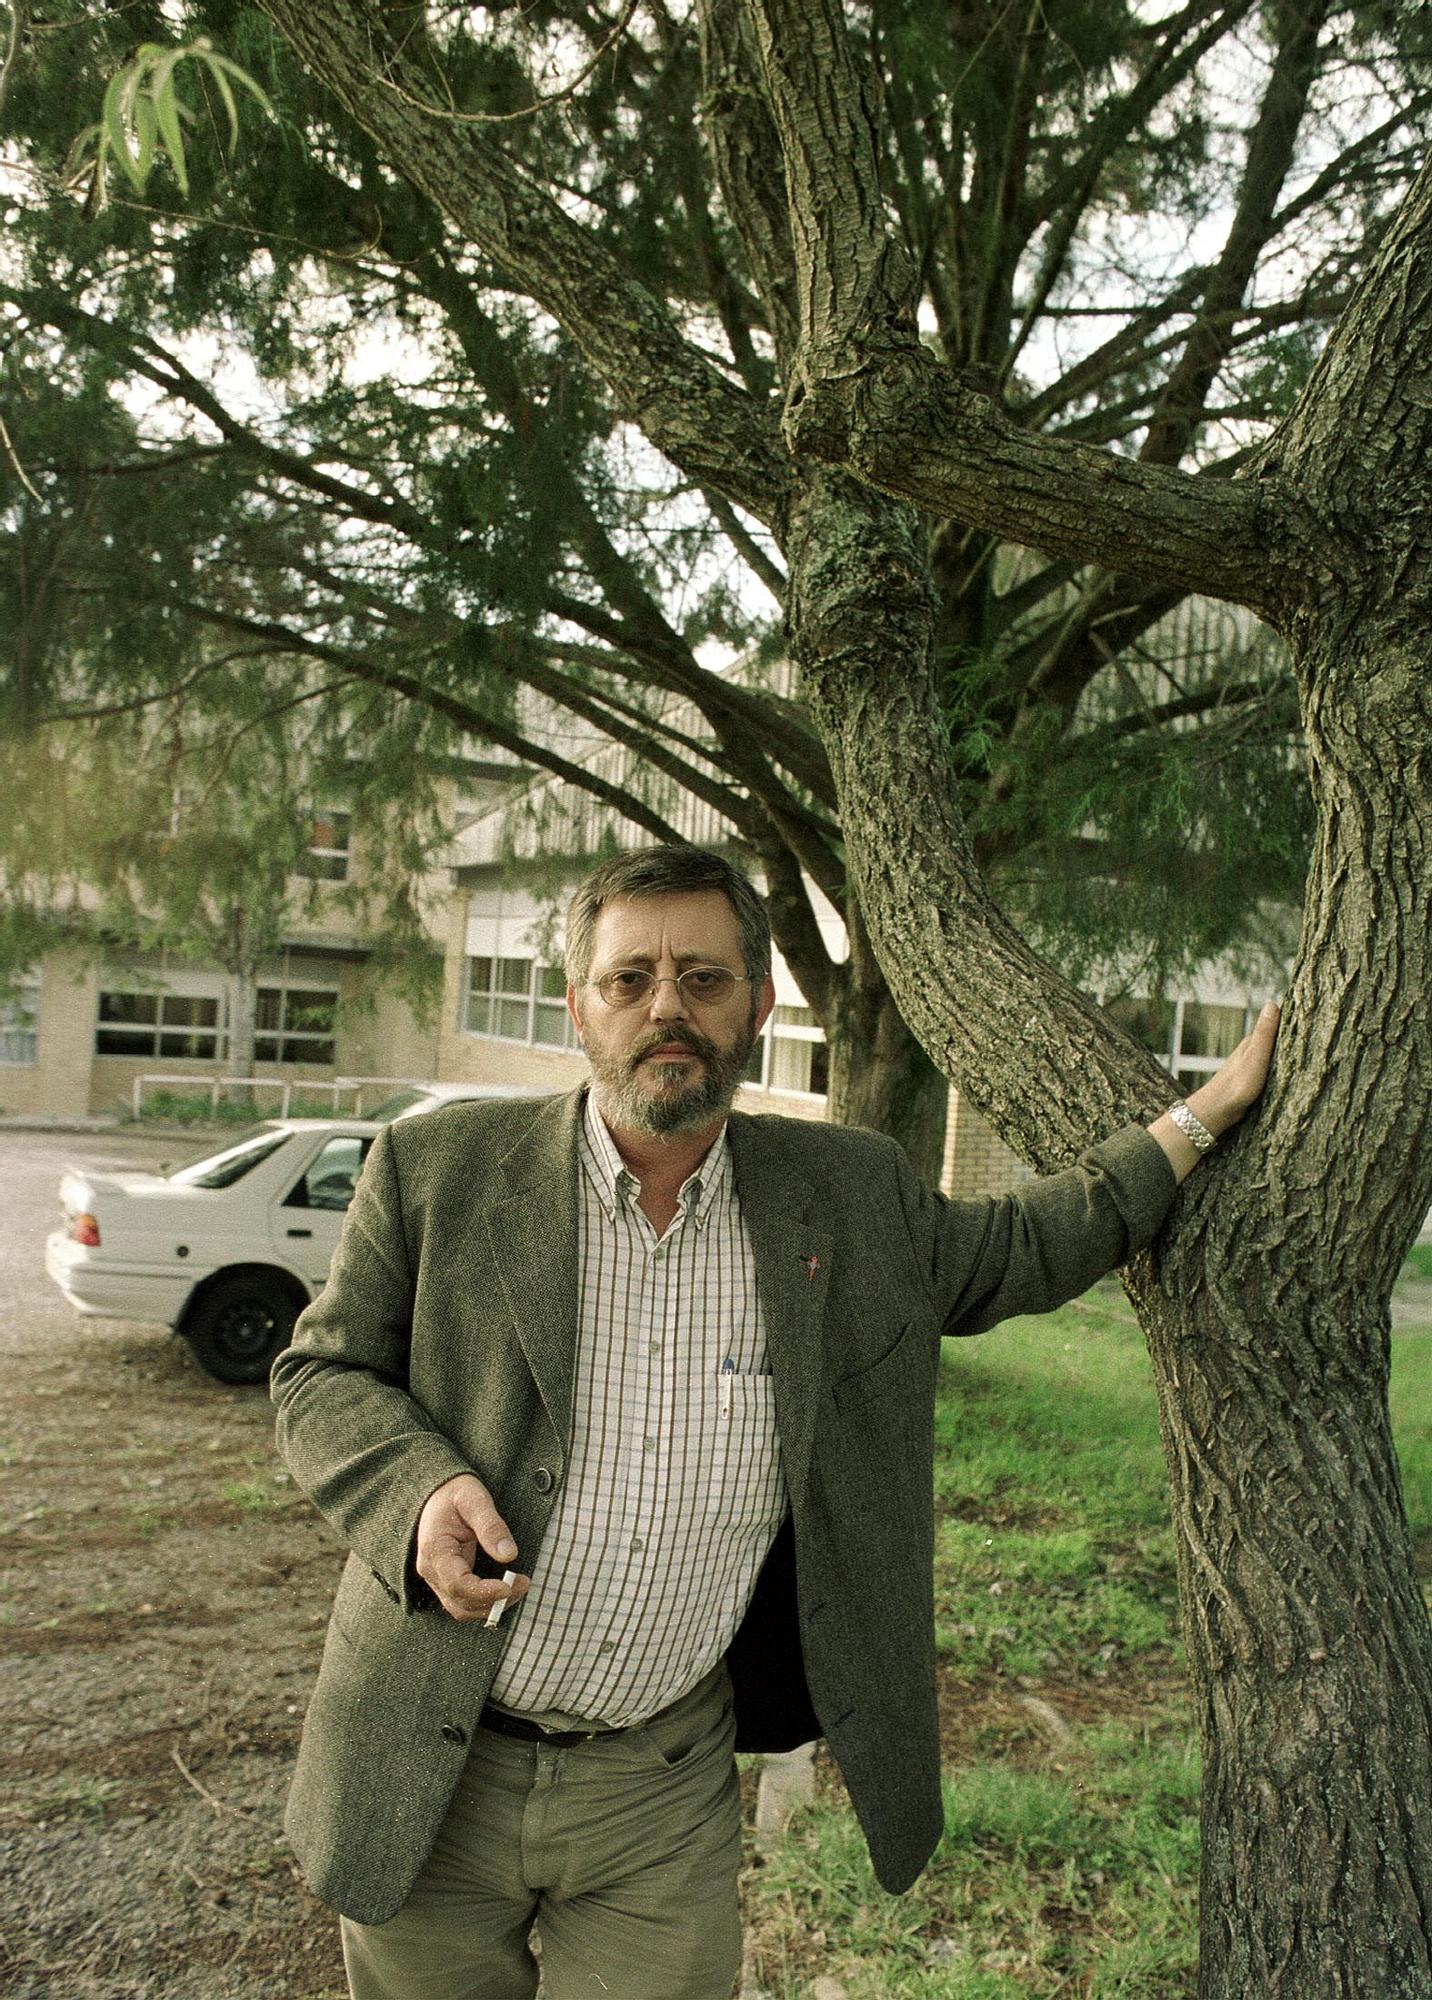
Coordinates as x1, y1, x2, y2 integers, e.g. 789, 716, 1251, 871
627, 1025, 716, 1067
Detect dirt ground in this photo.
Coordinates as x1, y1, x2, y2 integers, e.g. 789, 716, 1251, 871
1, 1128, 354, 2000
0, 1128, 794, 2000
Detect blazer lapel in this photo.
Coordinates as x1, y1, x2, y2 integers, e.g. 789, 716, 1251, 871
481, 1088, 584, 1448
728, 1113, 832, 1508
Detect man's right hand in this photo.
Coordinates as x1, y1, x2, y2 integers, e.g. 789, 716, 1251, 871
415, 1474, 532, 1623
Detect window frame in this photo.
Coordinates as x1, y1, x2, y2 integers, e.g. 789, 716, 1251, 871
0, 971, 41, 1066
298, 808, 351, 883
462, 955, 579, 1053
95, 987, 228, 1061
254, 985, 339, 1067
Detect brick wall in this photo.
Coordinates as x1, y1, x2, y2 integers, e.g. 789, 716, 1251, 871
942, 1089, 1034, 1200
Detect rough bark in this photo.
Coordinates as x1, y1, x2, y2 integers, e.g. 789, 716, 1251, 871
771, 107, 1432, 2000
227, 965, 257, 1078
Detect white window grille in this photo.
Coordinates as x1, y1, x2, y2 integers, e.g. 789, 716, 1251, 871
0, 972, 40, 1065
97, 990, 226, 1060
255, 986, 338, 1065
464, 957, 578, 1051
300, 810, 350, 882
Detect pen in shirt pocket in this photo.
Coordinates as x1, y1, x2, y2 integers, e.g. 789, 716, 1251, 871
720, 1356, 735, 1419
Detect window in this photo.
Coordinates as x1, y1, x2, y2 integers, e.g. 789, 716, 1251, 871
300, 810, 350, 882
255, 987, 337, 1065
764, 1003, 829, 1099
1101, 993, 1252, 1092
464, 957, 578, 1051
97, 990, 225, 1059
1173, 1000, 1250, 1094
0, 973, 39, 1065
284, 1134, 372, 1211
167, 1127, 290, 1188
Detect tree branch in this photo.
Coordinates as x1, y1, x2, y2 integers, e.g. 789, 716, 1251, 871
248, 0, 793, 530
1140, 0, 1330, 468
744, 0, 1304, 615
163, 600, 697, 847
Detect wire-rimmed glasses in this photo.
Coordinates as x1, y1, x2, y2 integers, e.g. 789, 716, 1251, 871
590, 966, 752, 1008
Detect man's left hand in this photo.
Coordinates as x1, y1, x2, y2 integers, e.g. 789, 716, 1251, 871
1149, 1000, 1280, 1181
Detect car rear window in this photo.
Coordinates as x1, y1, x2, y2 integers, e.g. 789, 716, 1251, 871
168, 1128, 292, 1189
368, 1089, 430, 1121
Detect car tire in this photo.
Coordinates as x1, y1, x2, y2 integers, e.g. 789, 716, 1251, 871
184, 1274, 300, 1384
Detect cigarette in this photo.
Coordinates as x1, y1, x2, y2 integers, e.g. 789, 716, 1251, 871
484, 1570, 519, 1628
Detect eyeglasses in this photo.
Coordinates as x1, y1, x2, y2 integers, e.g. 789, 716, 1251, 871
590, 966, 752, 1009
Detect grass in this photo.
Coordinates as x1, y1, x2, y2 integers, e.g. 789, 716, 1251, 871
133, 1088, 345, 1125
741, 1296, 1432, 1996
1402, 1242, 1432, 1284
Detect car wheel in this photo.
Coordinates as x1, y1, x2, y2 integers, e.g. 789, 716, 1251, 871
184, 1275, 299, 1384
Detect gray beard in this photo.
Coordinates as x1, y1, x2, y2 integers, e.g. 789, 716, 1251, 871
583, 1020, 757, 1137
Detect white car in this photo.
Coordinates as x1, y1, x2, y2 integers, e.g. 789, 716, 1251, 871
45, 1086, 543, 1384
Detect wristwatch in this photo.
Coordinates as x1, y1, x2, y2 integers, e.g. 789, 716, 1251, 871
1168, 1101, 1217, 1153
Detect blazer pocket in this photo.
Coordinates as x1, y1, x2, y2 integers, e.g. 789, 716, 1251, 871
830, 1320, 926, 1413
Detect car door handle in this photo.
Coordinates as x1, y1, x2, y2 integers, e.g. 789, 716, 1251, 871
286, 1227, 313, 1239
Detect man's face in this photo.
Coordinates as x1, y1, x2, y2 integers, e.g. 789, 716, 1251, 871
567, 889, 776, 1137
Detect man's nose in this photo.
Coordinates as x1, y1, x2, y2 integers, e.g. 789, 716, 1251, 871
647, 975, 689, 1021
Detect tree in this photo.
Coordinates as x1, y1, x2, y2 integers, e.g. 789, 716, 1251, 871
7, 0, 1403, 1179
6, 9, 1432, 1977
0, 356, 453, 1052
177, 5, 1431, 1994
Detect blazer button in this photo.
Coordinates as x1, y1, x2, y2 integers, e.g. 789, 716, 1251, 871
534, 1467, 555, 1493
440, 1723, 467, 1746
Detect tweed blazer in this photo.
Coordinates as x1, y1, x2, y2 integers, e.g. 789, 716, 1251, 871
272, 1087, 1175, 1923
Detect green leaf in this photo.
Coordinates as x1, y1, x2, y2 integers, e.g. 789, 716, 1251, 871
204, 51, 277, 123
132, 94, 158, 188
201, 55, 242, 152
101, 66, 144, 190
152, 75, 190, 195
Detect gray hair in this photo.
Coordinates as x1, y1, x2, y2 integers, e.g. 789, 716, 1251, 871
564, 846, 772, 989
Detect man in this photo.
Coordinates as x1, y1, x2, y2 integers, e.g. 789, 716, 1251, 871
273, 845, 1278, 2000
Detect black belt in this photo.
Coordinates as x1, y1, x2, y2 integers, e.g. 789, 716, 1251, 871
478, 1706, 630, 1749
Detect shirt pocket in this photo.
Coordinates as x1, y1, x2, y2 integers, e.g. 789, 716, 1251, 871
706, 1370, 785, 1535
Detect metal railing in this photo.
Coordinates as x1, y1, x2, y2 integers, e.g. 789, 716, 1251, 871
130, 1073, 430, 1120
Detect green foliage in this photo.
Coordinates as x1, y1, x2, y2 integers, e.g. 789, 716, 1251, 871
738, 1304, 1432, 1993
67, 33, 275, 213
2, 0, 1428, 1021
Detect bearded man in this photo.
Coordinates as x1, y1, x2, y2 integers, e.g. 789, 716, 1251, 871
273, 843, 1278, 2000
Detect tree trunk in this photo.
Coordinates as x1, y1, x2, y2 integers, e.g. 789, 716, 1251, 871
784, 461, 1432, 1993
1131, 1256, 1432, 1996
228, 969, 257, 1078
823, 976, 947, 1187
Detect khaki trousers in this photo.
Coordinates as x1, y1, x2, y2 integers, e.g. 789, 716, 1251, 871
341, 1665, 742, 2000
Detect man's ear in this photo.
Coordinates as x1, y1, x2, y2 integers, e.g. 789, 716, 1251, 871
753, 974, 776, 1037
566, 984, 584, 1043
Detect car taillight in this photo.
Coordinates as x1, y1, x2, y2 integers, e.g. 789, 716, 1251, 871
69, 1213, 101, 1247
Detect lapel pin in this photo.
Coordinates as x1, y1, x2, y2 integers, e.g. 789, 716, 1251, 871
802, 1253, 821, 1282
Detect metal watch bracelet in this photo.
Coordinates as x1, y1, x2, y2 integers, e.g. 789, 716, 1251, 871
1168, 1101, 1217, 1154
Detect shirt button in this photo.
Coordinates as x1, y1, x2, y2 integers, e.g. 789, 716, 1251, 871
630, 1538, 644, 1554
649, 1341, 661, 1356
440, 1723, 467, 1745
643, 1437, 656, 1453
534, 1467, 555, 1493
598, 1640, 616, 1653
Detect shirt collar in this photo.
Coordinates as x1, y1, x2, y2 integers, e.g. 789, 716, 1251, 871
580, 1088, 731, 1227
